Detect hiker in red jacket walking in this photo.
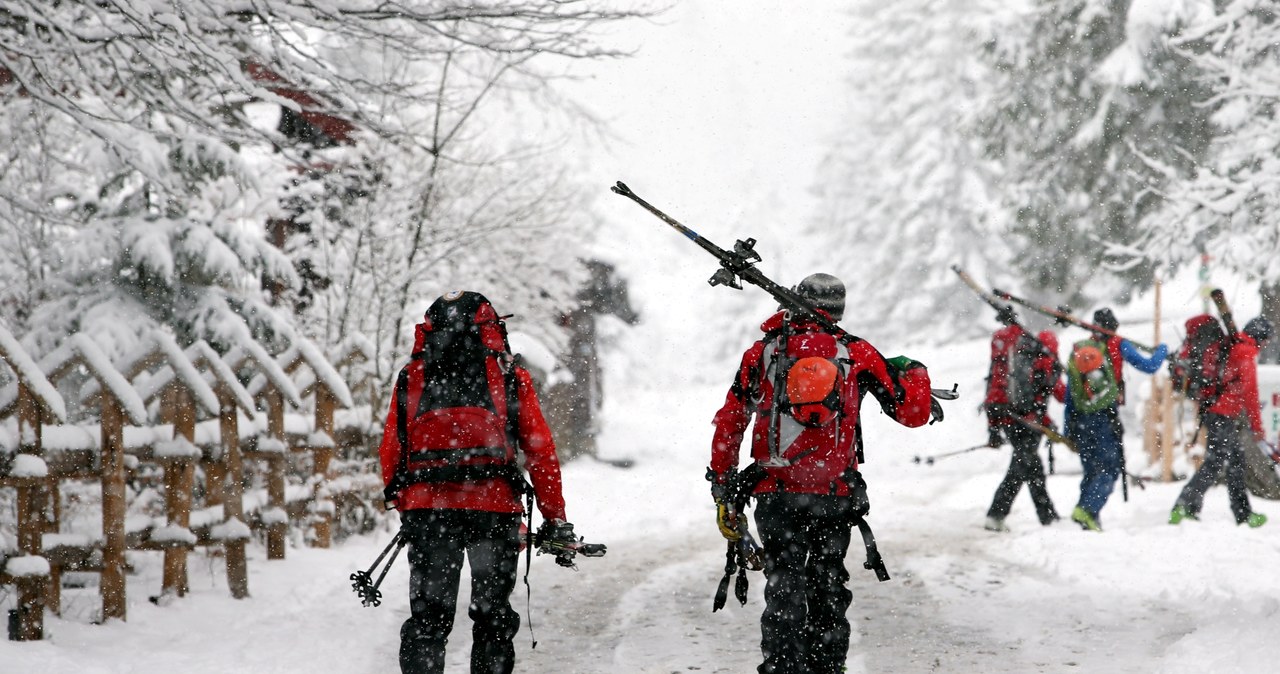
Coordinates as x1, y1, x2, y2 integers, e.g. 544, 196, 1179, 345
379, 291, 581, 674
1170, 317, 1274, 527
983, 308, 1065, 532
708, 273, 936, 674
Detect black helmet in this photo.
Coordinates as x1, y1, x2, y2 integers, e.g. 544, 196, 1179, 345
1092, 308, 1119, 333
1244, 317, 1274, 343
794, 273, 845, 321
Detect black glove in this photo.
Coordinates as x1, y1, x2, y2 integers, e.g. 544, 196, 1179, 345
536, 519, 577, 549
536, 519, 590, 568
987, 427, 1004, 448
845, 469, 870, 520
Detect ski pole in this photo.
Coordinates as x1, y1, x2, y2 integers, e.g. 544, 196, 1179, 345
988, 287, 1157, 352
912, 442, 993, 465
350, 531, 407, 608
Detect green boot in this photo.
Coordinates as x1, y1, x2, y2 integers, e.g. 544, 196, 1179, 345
1169, 504, 1197, 525
1071, 506, 1102, 532
1244, 512, 1268, 528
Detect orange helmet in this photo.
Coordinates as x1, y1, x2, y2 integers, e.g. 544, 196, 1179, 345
1072, 344, 1104, 373
786, 356, 841, 427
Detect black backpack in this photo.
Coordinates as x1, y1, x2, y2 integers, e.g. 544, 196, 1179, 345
1006, 332, 1050, 415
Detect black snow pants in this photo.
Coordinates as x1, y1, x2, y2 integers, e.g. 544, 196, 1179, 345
986, 421, 1058, 524
753, 492, 855, 674
1176, 412, 1254, 523
398, 509, 522, 674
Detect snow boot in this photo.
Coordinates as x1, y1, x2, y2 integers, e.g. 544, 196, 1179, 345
983, 516, 1010, 533
1242, 512, 1268, 528
1070, 506, 1102, 532
1168, 504, 1197, 525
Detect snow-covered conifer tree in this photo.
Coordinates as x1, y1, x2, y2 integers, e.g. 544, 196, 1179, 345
1122, 2, 1280, 359
807, 0, 1013, 339
979, 0, 1216, 307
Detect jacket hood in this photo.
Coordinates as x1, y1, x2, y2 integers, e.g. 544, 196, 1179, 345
759, 309, 836, 334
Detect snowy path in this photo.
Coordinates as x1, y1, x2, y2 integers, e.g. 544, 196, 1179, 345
6, 338, 1280, 673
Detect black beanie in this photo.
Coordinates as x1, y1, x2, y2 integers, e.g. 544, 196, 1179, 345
1093, 308, 1119, 333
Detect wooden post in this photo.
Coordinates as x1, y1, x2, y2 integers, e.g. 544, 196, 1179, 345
265, 389, 288, 560
12, 383, 46, 639
1145, 278, 1164, 468
219, 395, 250, 599
161, 387, 196, 598
312, 387, 336, 549
1160, 376, 1176, 482
100, 399, 127, 622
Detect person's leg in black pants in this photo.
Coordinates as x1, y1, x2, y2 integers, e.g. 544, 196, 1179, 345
987, 423, 1057, 525
755, 493, 854, 674
465, 512, 522, 674
398, 510, 521, 674
400, 509, 466, 674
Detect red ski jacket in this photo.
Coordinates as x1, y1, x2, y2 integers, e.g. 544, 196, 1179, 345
710, 311, 933, 496
1204, 333, 1264, 435
377, 323, 567, 520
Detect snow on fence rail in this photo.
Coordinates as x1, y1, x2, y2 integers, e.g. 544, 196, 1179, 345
0, 325, 382, 641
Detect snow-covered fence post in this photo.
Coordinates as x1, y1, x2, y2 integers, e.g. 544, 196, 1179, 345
262, 389, 289, 559
39, 335, 149, 622
230, 340, 302, 561
189, 342, 256, 600
281, 338, 353, 549
159, 387, 198, 597
0, 324, 66, 639
119, 332, 221, 601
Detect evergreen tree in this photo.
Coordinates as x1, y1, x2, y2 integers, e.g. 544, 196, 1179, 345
1125, 2, 1280, 359
980, 0, 1216, 306
808, 0, 1013, 339
0, 1, 646, 362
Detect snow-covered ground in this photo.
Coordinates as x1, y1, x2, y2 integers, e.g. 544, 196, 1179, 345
5, 267, 1280, 673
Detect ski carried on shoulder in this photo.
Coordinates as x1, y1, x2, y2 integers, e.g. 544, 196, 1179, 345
613, 181, 958, 405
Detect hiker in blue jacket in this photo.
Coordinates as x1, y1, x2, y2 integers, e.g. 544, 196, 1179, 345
1065, 309, 1166, 531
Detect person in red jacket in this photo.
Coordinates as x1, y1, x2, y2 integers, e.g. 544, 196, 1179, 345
709, 273, 935, 674
1170, 317, 1274, 527
983, 316, 1065, 532
378, 291, 576, 674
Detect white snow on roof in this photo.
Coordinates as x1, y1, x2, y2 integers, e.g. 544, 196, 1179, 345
70, 334, 147, 425
4, 554, 50, 578
42, 424, 98, 451
292, 337, 354, 407
224, 340, 303, 408
306, 430, 335, 448
0, 420, 15, 452
210, 518, 252, 542
154, 437, 202, 458
150, 526, 197, 545
0, 377, 15, 415
149, 332, 222, 416
187, 341, 256, 418
0, 323, 67, 422
10, 454, 48, 478
332, 333, 376, 363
